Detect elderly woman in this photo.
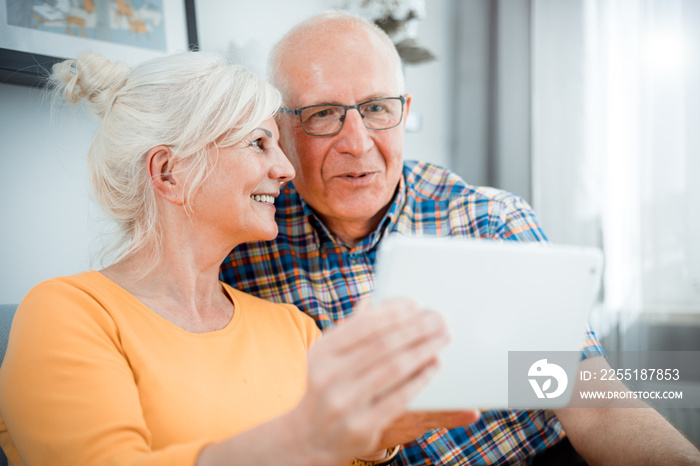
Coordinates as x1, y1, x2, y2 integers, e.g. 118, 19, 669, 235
0, 51, 449, 466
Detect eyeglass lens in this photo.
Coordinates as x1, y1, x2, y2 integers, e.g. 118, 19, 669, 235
299, 98, 403, 135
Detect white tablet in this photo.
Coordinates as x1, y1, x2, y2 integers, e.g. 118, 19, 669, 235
373, 235, 603, 410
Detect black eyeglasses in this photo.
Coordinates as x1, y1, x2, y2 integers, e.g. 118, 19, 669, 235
280, 96, 406, 136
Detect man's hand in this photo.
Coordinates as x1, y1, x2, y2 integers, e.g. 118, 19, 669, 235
376, 410, 480, 450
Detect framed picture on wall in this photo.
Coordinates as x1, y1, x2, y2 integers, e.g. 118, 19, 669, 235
0, 0, 198, 87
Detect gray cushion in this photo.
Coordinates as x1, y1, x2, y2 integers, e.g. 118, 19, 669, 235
0, 304, 17, 466
0, 304, 17, 366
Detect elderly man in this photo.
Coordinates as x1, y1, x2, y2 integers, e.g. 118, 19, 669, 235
221, 11, 700, 466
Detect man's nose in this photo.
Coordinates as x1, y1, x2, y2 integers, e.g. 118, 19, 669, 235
334, 108, 373, 156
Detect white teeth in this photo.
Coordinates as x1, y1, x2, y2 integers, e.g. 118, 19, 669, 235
251, 194, 274, 204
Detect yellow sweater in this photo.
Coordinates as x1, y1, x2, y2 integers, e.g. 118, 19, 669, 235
0, 271, 320, 465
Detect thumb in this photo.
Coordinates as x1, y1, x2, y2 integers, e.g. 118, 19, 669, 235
356, 296, 419, 317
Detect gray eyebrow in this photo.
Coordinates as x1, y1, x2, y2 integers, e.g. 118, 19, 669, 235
256, 128, 272, 138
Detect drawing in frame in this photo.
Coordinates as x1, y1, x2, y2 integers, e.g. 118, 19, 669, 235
0, 0, 198, 87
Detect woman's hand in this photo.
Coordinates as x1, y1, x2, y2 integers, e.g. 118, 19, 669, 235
285, 298, 451, 464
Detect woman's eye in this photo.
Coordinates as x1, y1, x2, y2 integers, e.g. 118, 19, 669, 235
251, 138, 263, 148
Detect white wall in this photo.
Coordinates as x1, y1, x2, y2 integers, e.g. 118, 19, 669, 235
195, 0, 329, 77
0, 83, 105, 303
402, 0, 450, 168
0, 1, 453, 304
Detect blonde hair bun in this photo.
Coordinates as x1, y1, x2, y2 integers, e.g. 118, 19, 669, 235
51, 51, 130, 119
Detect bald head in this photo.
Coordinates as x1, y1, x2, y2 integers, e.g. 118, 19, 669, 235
268, 11, 404, 104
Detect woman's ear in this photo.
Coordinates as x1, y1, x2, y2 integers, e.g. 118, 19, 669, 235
147, 145, 184, 205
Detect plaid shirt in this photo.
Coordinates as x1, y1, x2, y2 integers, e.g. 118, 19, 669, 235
221, 160, 604, 465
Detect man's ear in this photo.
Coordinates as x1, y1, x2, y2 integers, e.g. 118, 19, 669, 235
403, 93, 412, 120
147, 145, 184, 205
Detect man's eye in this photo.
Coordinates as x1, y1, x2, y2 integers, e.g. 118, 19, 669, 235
311, 109, 331, 119
304, 106, 339, 121
364, 103, 386, 113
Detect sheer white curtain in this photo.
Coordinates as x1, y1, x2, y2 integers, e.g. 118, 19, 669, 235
533, 0, 700, 338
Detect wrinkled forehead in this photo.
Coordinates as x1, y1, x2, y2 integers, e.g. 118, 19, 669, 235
279, 27, 402, 106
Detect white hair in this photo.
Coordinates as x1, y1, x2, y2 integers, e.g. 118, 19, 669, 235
50, 51, 281, 267
268, 10, 405, 103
